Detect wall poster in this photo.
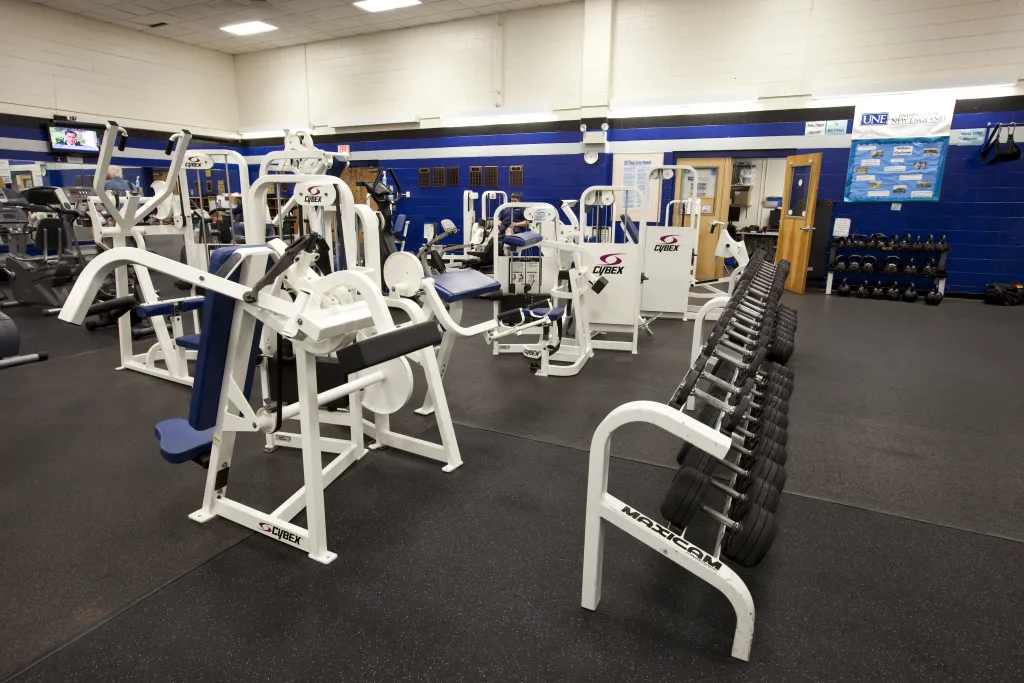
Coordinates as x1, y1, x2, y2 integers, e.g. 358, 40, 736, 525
844, 96, 955, 203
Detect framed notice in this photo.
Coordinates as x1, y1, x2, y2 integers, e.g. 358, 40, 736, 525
613, 153, 662, 221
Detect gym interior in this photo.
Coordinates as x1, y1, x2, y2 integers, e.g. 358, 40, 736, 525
1, 0, 1023, 680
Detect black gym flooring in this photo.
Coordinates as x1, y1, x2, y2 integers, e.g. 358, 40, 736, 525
1, 293, 1023, 681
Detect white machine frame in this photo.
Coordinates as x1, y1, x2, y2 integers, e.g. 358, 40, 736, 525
488, 201, 598, 376
638, 165, 701, 320
87, 122, 198, 385
60, 170, 463, 564
577, 185, 644, 353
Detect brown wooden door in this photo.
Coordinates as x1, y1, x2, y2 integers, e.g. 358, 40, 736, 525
776, 153, 822, 294
674, 157, 732, 280
340, 167, 380, 209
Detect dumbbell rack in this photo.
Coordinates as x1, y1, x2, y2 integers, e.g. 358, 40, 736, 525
824, 241, 949, 296
580, 401, 756, 661
581, 291, 763, 662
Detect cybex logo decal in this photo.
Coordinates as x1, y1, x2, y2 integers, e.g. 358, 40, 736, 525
655, 234, 680, 252
303, 186, 323, 204
860, 113, 889, 126
594, 252, 625, 276
184, 155, 204, 169
258, 521, 302, 546
620, 505, 723, 571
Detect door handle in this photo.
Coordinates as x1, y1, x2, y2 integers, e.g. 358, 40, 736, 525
800, 226, 811, 231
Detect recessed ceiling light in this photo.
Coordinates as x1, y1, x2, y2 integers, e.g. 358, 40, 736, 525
221, 21, 278, 36
354, 0, 422, 12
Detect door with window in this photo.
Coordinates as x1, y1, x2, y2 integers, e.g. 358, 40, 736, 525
674, 157, 733, 280
776, 153, 822, 294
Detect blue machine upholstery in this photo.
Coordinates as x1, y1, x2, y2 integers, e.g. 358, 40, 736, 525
135, 297, 205, 319
175, 334, 201, 350
503, 230, 543, 248
525, 307, 565, 320
154, 419, 216, 464
154, 247, 263, 464
393, 213, 408, 237
432, 270, 502, 303
620, 214, 639, 243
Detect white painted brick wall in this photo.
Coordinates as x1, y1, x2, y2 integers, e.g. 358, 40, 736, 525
235, 2, 584, 131
612, 0, 1024, 106
0, 0, 238, 135
234, 46, 310, 133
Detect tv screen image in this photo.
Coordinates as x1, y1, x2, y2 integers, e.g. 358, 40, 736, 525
48, 126, 100, 153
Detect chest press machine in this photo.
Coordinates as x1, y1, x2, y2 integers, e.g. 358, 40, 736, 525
59, 186, 460, 562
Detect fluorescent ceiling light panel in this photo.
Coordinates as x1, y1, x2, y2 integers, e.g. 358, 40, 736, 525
221, 21, 278, 36
354, 0, 422, 12
441, 112, 557, 127
609, 101, 760, 118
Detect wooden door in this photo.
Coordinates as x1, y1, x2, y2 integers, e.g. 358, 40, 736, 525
340, 166, 380, 209
776, 153, 822, 294
674, 157, 732, 280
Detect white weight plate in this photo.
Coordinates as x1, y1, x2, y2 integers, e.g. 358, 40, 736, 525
357, 356, 413, 415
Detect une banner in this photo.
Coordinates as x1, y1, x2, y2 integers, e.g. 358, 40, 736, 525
844, 96, 955, 203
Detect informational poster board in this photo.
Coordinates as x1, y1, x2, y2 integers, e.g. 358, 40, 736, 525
612, 153, 661, 222
682, 168, 717, 198
845, 96, 954, 202
0, 159, 10, 185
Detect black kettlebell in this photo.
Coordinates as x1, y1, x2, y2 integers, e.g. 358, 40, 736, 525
890, 234, 900, 248
850, 234, 867, 248
871, 281, 886, 299
938, 234, 949, 251
856, 283, 870, 298
834, 236, 848, 247
912, 235, 924, 250
833, 255, 848, 272
925, 234, 936, 250
884, 256, 900, 274
903, 258, 917, 274
887, 282, 902, 301
925, 287, 944, 306
836, 279, 852, 297
902, 283, 919, 303
900, 233, 912, 249
862, 255, 877, 274
847, 255, 863, 273
922, 259, 937, 276
869, 233, 888, 248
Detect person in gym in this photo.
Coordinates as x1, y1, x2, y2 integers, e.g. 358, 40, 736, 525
498, 192, 529, 236
104, 165, 132, 193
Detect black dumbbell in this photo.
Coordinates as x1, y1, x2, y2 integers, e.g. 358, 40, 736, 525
681, 444, 787, 495
661, 467, 778, 566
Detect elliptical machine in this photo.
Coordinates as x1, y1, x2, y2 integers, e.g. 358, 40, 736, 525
0, 185, 88, 308
358, 167, 405, 269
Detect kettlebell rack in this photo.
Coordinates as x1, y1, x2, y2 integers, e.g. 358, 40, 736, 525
824, 236, 949, 297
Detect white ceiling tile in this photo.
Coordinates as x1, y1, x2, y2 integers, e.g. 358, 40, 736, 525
501, 0, 538, 10
27, 0, 573, 54
134, 0, 175, 11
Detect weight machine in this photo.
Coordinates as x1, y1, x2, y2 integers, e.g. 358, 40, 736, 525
58, 166, 463, 563
637, 165, 701, 320
686, 221, 752, 319
576, 185, 644, 353
86, 121, 198, 385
